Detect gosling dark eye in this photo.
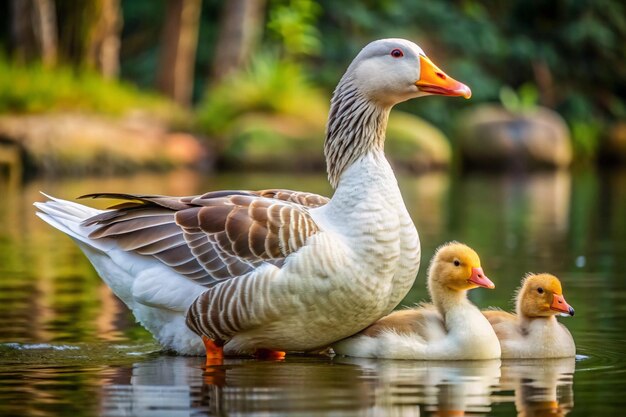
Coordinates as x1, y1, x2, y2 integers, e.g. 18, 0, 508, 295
453, 260, 460, 267
390, 48, 404, 58
537, 287, 544, 294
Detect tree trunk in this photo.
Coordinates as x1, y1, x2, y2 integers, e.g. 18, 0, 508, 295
10, 0, 36, 63
55, 0, 98, 68
86, 0, 122, 79
211, 0, 266, 83
11, 0, 58, 66
32, 0, 58, 67
156, 0, 202, 107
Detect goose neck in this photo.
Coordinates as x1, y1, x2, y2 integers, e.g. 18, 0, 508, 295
324, 81, 390, 189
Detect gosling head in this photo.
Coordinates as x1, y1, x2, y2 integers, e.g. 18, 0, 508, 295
517, 273, 575, 318
428, 242, 495, 292
343, 38, 471, 107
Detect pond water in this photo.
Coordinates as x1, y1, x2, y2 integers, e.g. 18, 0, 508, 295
0, 168, 625, 416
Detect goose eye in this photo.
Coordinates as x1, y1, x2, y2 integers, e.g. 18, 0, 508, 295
537, 287, 544, 294
390, 49, 404, 58
453, 260, 460, 267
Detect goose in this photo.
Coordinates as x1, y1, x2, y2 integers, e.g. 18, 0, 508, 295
333, 242, 501, 360
34, 39, 471, 360
333, 242, 500, 360
483, 273, 575, 358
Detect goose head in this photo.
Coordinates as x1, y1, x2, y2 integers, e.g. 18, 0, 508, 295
428, 242, 495, 293
343, 38, 471, 106
325, 39, 471, 188
517, 273, 575, 318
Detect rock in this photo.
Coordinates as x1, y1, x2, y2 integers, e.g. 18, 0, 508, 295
457, 105, 572, 169
219, 111, 451, 172
0, 113, 209, 175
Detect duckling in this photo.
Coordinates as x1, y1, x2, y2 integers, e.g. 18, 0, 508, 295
483, 273, 575, 358
333, 242, 500, 360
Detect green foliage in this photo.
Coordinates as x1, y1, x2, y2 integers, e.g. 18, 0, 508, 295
570, 120, 603, 162
197, 53, 328, 137
267, 0, 322, 57
499, 83, 540, 114
560, 90, 606, 162
0, 58, 178, 118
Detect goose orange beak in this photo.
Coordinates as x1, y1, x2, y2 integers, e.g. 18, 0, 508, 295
468, 267, 495, 289
551, 294, 575, 316
416, 55, 471, 99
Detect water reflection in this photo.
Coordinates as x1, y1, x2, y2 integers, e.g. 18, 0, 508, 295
499, 358, 575, 417
447, 170, 572, 270
97, 356, 576, 417
101, 356, 376, 416
338, 357, 500, 416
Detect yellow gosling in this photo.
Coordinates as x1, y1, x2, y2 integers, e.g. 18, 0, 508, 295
483, 273, 575, 358
333, 242, 500, 360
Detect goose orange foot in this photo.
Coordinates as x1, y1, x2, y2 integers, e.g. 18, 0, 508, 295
254, 348, 286, 360
202, 335, 224, 366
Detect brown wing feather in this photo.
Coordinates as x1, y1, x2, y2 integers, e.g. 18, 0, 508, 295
80, 189, 327, 286
256, 189, 330, 208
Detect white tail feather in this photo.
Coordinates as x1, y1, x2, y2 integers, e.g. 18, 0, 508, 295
34, 193, 112, 252
34, 193, 206, 355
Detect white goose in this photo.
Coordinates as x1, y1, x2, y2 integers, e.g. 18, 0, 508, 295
34, 39, 471, 359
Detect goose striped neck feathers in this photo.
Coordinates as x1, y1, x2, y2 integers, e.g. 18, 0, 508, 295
325, 38, 471, 187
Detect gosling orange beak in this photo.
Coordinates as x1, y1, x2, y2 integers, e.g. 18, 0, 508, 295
416, 55, 471, 99
468, 267, 495, 289
551, 293, 575, 316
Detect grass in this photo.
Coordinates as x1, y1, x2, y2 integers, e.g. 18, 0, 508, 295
197, 53, 329, 138
0, 58, 180, 120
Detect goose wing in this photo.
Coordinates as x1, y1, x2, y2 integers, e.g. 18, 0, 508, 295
81, 189, 329, 286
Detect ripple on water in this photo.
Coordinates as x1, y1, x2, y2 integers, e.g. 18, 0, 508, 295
2, 343, 80, 351
574, 331, 625, 373
0, 341, 161, 369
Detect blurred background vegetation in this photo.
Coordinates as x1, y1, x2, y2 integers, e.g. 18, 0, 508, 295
0, 0, 625, 176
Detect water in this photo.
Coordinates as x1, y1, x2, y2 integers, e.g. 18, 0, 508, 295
1, 168, 625, 416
